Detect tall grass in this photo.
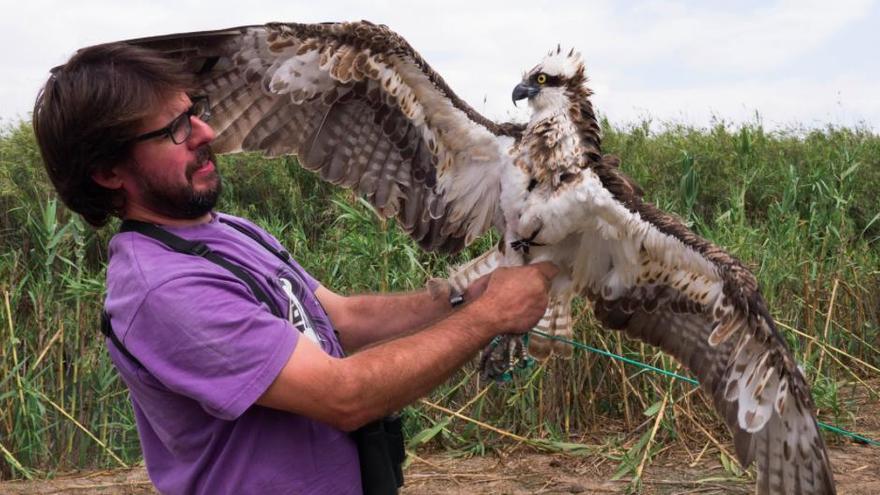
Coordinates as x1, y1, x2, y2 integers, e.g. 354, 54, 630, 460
1, 117, 878, 481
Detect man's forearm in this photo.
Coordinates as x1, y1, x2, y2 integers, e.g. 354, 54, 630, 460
259, 263, 558, 432
332, 301, 496, 430
335, 289, 456, 352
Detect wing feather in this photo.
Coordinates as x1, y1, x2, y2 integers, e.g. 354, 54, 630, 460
122, 22, 524, 253
574, 156, 835, 495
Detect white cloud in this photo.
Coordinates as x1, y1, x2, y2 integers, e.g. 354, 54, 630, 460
597, 73, 880, 131
679, 0, 873, 72
1, 0, 877, 132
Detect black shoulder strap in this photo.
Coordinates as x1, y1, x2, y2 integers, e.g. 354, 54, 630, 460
101, 219, 285, 369
218, 217, 294, 268
101, 310, 144, 369
119, 220, 282, 317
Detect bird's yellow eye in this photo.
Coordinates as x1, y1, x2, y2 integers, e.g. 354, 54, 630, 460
536, 74, 547, 84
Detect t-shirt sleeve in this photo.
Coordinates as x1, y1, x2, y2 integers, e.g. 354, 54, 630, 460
124, 273, 298, 420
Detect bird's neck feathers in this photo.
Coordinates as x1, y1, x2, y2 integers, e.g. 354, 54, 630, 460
569, 89, 603, 164
526, 77, 602, 166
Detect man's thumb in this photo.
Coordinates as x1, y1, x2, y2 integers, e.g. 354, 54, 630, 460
530, 261, 559, 280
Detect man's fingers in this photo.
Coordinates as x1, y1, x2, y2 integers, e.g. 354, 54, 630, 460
464, 273, 491, 300
529, 261, 559, 280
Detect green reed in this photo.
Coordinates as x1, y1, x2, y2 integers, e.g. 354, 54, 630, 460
1, 117, 877, 481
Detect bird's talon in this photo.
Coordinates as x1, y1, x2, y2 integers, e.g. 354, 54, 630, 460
510, 227, 545, 254
510, 239, 529, 254
480, 334, 535, 382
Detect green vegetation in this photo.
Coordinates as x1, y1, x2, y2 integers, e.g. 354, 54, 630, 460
1, 117, 878, 483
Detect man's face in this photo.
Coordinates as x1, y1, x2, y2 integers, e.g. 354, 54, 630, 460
122, 92, 220, 220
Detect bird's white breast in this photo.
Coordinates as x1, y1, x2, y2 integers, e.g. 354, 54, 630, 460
502, 160, 721, 300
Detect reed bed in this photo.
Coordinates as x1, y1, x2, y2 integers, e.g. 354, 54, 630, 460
1, 117, 877, 483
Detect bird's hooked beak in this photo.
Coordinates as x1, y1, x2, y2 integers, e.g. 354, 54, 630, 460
512, 82, 540, 106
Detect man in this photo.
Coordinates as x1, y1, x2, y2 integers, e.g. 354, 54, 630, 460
33, 43, 556, 494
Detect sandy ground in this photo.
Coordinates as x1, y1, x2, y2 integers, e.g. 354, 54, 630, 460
1, 438, 877, 494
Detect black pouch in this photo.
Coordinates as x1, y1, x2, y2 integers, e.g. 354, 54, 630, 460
352, 414, 405, 495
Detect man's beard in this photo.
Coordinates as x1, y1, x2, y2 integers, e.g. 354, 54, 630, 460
135, 145, 222, 220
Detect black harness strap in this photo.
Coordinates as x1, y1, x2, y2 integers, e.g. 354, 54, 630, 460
102, 220, 285, 368
101, 310, 144, 369
119, 220, 282, 317
218, 218, 294, 268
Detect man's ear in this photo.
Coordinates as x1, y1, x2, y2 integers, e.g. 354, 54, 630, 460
91, 166, 124, 190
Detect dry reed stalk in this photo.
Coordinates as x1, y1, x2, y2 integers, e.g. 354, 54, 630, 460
33, 390, 128, 468
689, 440, 713, 467
673, 401, 738, 468
420, 399, 533, 444
0, 289, 6, 365
538, 371, 544, 437
4, 291, 26, 410
32, 322, 64, 370
405, 451, 445, 470
611, 335, 633, 427
813, 341, 878, 400
564, 389, 571, 435
801, 262, 814, 355
794, 294, 880, 356
456, 381, 493, 414
0, 439, 33, 480
775, 320, 880, 375
815, 278, 840, 381
635, 384, 670, 480
57, 314, 64, 412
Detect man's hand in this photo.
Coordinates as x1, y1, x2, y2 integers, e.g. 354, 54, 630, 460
461, 272, 490, 301
465, 262, 558, 336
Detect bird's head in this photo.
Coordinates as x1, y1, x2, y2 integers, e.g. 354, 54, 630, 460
513, 46, 589, 116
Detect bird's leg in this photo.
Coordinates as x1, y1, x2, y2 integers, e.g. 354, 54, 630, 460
479, 335, 507, 381
479, 333, 533, 382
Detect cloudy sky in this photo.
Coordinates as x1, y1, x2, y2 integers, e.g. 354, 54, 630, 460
2, 0, 878, 132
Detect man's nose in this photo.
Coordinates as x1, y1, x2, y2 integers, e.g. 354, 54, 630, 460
188, 115, 216, 147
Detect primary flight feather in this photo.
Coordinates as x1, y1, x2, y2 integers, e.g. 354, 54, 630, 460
110, 21, 836, 494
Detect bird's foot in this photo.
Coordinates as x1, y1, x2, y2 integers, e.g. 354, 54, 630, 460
510, 228, 545, 255
479, 333, 535, 382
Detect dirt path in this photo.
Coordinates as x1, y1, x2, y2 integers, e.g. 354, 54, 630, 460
403, 441, 880, 494
2, 439, 877, 494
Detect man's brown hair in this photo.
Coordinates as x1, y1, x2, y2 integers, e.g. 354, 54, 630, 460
33, 43, 194, 227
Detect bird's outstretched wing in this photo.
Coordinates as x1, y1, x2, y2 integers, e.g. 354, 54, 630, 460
124, 22, 523, 253
572, 155, 834, 494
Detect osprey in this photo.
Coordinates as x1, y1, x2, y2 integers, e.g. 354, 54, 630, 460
116, 21, 836, 495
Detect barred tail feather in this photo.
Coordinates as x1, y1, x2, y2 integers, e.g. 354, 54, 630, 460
447, 248, 502, 293
529, 294, 574, 360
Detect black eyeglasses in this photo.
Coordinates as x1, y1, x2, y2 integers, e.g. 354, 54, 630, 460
132, 96, 212, 144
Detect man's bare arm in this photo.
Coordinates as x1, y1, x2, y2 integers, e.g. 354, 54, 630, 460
256, 263, 556, 431
316, 276, 489, 353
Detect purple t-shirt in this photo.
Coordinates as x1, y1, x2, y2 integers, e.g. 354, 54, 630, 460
103, 212, 361, 494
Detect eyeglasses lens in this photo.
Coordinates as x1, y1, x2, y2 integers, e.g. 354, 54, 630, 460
169, 98, 211, 144
192, 99, 210, 121
170, 116, 190, 144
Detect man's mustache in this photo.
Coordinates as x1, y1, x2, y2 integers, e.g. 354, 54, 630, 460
186, 145, 217, 178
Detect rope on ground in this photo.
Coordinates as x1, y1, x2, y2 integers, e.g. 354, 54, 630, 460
530, 329, 880, 447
